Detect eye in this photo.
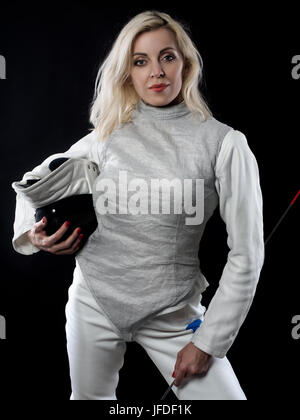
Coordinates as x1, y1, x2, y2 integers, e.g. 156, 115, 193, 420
134, 59, 147, 66
162, 54, 176, 62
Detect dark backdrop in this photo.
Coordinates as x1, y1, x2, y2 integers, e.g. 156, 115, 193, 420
0, 1, 299, 406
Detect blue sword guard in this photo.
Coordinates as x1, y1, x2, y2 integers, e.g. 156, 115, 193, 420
185, 318, 202, 333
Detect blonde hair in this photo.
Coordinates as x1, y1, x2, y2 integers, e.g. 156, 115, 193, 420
89, 10, 213, 142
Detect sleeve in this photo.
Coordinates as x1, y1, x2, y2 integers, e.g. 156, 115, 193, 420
190, 129, 265, 358
12, 129, 104, 255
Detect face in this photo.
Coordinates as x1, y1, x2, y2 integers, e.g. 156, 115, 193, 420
129, 27, 185, 107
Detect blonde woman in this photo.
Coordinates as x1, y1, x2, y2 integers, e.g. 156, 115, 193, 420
12, 10, 264, 400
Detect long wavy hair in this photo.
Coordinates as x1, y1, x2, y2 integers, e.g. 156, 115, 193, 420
89, 10, 212, 142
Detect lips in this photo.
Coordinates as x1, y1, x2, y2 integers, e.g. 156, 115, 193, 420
149, 84, 169, 92
150, 84, 168, 88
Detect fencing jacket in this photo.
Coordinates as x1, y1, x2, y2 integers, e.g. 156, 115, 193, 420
12, 99, 265, 358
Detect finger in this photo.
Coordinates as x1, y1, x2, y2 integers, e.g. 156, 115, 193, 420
173, 353, 182, 377
50, 228, 82, 253
174, 365, 187, 387
34, 217, 47, 233
46, 221, 72, 247
55, 235, 83, 255
36, 220, 71, 250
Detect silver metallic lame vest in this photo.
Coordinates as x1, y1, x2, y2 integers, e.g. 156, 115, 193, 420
77, 99, 232, 338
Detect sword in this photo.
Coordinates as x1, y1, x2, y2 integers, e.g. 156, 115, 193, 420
160, 190, 299, 400
160, 379, 176, 400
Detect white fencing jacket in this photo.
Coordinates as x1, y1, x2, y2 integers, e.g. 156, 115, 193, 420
12, 99, 265, 358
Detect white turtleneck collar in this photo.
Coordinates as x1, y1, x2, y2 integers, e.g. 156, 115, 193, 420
132, 98, 191, 120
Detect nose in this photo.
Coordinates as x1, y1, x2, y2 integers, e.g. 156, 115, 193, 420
150, 61, 165, 78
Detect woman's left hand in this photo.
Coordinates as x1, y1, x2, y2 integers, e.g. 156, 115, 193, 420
172, 342, 212, 387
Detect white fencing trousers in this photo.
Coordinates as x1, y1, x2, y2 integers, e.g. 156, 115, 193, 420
65, 266, 247, 400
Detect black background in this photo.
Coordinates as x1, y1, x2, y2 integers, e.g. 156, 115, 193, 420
0, 1, 299, 406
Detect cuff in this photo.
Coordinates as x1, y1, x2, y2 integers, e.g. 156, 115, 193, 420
12, 226, 40, 255
190, 334, 227, 359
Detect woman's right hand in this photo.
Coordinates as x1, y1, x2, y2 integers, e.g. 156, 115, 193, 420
26, 217, 84, 255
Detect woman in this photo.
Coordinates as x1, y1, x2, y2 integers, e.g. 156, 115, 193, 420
12, 10, 264, 400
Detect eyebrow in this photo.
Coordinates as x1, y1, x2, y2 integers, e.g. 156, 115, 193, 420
132, 47, 176, 57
